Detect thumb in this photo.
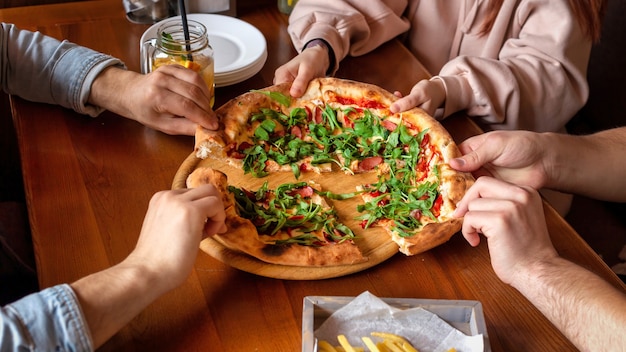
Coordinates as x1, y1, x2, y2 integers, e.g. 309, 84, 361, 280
450, 151, 483, 172
290, 71, 314, 98
450, 145, 496, 172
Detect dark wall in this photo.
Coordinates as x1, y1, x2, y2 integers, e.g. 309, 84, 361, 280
567, 0, 626, 134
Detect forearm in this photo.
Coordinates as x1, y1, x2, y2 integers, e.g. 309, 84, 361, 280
288, 0, 409, 69
1, 23, 122, 116
542, 129, 626, 201
70, 260, 167, 349
87, 66, 137, 119
438, 0, 590, 131
513, 257, 626, 351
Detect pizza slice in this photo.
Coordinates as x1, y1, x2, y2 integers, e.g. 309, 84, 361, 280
353, 109, 473, 256
186, 166, 367, 266
195, 84, 335, 178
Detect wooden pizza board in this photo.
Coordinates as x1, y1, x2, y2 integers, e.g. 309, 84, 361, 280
172, 152, 400, 280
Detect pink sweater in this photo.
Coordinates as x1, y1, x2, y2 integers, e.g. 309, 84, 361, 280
287, 0, 591, 132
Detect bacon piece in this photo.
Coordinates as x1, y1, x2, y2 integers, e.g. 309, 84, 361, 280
313, 106, 323, 124
381, 119, 397, 131
288, 185, 314, 198
291, 125, 302, 139
358, 156, 383, 171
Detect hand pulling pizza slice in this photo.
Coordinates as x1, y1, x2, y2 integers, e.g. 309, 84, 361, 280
186, 166, 367, 266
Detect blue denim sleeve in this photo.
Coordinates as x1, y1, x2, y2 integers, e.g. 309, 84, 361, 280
0, 284, 93, 351
0, 22, 125, 116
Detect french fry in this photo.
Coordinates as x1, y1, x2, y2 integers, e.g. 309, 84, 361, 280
361, 337, 380, 352
337, 335, 357, 352
370, 332, 418, 352
381, 340, 405, 352
318, 340, 339, 352
319, 332, 423, 352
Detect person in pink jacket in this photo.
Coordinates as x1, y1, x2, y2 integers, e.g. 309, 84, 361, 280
274, 0, 606, 132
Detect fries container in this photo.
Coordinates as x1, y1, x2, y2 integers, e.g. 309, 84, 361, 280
302, 295, 490, 352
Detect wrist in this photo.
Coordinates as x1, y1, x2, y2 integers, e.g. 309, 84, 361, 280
539, 132, 569, 189
303, 38, 335, 76
509, 255, 562, 294
88, 66, 135, 118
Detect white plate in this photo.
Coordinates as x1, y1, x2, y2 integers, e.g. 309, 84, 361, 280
140, 14, 267, 86
214, 50, 267, 86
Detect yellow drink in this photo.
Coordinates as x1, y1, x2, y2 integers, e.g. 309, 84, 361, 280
153, 54, 215, 107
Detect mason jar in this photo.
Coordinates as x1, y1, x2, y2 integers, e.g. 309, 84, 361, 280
142, 19, 215, 106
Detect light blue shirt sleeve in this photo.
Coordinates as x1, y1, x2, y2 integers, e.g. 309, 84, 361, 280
0, 22, 125, 116
0, 284, 93, 351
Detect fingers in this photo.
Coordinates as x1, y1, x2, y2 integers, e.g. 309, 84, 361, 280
290, 69, 315, 97
148, 66, 218, 132
390, 94, 421, 114
454, 177, 532, 249
390, 83, 428, 113
275, 49, 328, 97
179, 185, 227, 232
453, 177, 511, 217
450, 135, 497, 173
156, 185, 227, 233
389, 79, 444, 116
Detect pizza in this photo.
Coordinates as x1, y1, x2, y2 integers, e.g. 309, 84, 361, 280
186, 167, 366, 266
190, 77, 474, 264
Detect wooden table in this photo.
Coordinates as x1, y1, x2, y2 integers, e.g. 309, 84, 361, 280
4, 1, 625, 351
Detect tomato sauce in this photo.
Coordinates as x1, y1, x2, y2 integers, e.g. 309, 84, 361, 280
332, 95, 387, 110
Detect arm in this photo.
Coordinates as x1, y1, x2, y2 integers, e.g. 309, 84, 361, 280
451, 128, 626, 202
1, 23, 217, 136
437, 0, 591, 131
454, 177, 626, 351
0, 22, 121, 115
274, 0, 410, 96
515, 255, 626, 351
288, 0, 409, 70
71, 185, 226, 348
1, 186, 226, 350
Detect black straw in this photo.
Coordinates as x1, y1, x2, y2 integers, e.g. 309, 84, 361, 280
178, 0, 193, 61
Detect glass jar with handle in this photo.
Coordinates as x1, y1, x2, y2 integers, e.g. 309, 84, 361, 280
141, 18, 215, 106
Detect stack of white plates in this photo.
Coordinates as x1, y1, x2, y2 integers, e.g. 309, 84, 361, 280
140, 14, 267, 87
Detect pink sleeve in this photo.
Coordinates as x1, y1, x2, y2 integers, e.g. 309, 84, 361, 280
287, 0, 410, 73
438, 0, 591, 132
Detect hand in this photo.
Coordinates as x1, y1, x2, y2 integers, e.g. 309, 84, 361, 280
126, 185, 226, 292
453, 177, 558, 285
274, 45, 329, 97
449, 130, 550, 190
90, 66, 218, 136
70, 185, 226, 348
390, 78, 445, 116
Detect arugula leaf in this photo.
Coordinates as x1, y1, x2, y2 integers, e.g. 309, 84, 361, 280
251, 89, 292, 107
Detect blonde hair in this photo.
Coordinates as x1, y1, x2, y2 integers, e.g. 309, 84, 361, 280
480, 0, 607, 42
